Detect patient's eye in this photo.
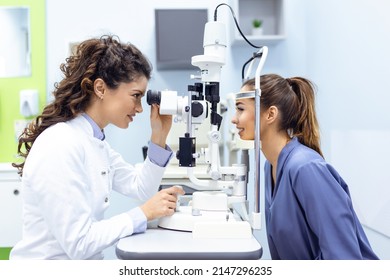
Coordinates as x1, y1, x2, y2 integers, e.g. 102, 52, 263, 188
236, 105, 244, 112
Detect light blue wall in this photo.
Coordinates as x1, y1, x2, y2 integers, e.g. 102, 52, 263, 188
306, 0, 390, 152
45, 0, 389, 259
305, 0, 390, 259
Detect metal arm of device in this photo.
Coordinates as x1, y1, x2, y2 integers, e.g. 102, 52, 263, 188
242, 47, 268, 229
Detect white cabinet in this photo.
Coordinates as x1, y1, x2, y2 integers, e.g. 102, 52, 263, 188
231, 0, 285, 46
0, 163, 22, 247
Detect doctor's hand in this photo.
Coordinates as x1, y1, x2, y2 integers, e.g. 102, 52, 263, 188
150, 104, 172, 148
140, 186, 185, 221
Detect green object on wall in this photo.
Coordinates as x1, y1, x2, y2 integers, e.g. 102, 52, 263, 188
0, 0, 46, 163
0, 247, 11, 260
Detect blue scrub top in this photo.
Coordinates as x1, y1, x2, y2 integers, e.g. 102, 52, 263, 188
264, 137, 379, 260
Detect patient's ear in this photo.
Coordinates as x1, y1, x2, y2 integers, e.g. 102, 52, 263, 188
265, 105, 278, 124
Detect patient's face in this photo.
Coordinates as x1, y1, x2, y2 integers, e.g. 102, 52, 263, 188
231, 87, 255, 140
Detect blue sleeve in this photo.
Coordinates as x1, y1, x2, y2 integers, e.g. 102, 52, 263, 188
293, 161, 364, 259
147, 141, 173, 167
127, 207, 147, 234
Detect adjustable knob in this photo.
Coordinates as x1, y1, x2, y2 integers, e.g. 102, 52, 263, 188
191, 101, 204, 117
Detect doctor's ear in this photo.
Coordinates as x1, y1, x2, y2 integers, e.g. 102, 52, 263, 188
94, 78, 106, 100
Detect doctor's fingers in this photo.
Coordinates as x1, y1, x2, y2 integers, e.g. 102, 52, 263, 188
157, 191, 179, 205
150, 104, 159, 120
162, 186, 185, 196
150, 196, 177, 218
140, 195, 176, 220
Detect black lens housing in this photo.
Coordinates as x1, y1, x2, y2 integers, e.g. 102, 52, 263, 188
146, 90, 161, 105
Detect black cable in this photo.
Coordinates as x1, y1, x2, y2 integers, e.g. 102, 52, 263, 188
241, 52, 263, 81
214, 3, 263, 49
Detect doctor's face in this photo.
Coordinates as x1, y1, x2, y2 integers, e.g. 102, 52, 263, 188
102, 76, 148, 129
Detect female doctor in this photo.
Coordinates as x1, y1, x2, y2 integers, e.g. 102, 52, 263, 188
10, 35, 184, 260
231, 74, 378, 259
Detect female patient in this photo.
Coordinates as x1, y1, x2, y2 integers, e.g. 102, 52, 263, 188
10, 35, 184, 259
231, 74, 378, 260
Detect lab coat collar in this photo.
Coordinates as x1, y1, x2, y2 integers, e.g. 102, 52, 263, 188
81, 113, 105, 141
68, 114, 95, 140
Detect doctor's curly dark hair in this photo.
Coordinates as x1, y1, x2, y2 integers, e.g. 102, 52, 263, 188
13, 35, 152, 175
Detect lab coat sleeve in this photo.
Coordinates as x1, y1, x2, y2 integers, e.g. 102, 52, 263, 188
108, 145, 168, 201
293, 161, 365, 259
27, 129, 137, 259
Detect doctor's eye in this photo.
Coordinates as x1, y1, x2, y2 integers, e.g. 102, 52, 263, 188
131, 93, 143, 101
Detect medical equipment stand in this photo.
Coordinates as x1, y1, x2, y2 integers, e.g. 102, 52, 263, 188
116, 4, 267, 260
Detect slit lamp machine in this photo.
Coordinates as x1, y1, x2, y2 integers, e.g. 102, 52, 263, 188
146, 4, 268, 239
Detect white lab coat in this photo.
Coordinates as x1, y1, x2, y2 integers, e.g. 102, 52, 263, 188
10, 115, 166, 259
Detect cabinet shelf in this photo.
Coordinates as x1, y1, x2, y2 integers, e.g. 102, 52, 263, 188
231, 0, 286, 47
231, 34, 285, 47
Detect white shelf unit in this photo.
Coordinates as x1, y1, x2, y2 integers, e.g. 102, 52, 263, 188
0, 163, 22, 248
231, 0, 285, 46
